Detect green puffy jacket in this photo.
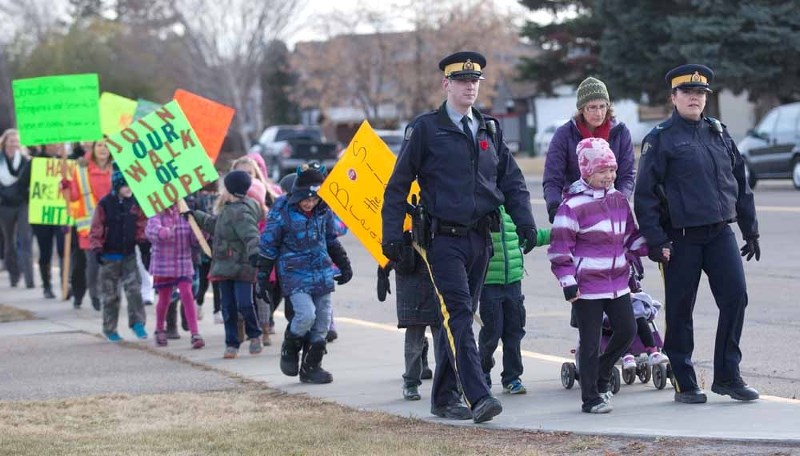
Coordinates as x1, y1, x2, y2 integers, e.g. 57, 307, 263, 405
194, 197, 263, 282
484, 206, 550, 285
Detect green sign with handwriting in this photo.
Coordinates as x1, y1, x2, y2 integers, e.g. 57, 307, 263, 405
12, 74, 102, 146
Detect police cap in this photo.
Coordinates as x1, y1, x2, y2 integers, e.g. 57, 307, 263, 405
665, 64, 714, 92
439, 51, 486, 80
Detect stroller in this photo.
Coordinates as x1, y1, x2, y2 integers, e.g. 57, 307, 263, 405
560, 255, 674, 392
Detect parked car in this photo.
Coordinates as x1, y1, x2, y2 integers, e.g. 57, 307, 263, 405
737, 102, 800, 189
534, 120, 567, 156
375, 129, 405, 155
256, 125, 339, 181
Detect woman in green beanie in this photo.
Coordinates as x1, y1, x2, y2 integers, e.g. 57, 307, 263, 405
542, 77, 636, 223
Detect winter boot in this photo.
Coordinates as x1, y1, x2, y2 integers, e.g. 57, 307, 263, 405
40, 263, 55, 299
280, 331, 305, 377
300, 340, 333, 384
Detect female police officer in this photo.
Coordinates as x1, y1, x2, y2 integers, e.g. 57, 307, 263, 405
381, 51, 537, 423
634, 64, 761, 404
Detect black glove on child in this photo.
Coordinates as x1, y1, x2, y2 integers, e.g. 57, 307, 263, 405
328, 241, 353, 285
563, 284, 579, 302
647, 242, 672, 264
256, 257, 275, 301
740, 237, 761, 262
516, 225, 538, 254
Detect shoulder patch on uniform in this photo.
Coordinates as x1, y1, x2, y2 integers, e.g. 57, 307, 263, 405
404, 126, 413, 140
641, 142, 652, 156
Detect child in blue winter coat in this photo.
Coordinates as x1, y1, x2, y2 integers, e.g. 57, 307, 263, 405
257, 163, 353, 384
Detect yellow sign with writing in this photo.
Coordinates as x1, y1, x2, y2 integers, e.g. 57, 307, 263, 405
99, 92, 137, 136
318, 121, 417, 267
28, 157, 75, 226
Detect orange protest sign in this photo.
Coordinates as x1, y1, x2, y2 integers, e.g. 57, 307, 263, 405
173, 89, 235, 163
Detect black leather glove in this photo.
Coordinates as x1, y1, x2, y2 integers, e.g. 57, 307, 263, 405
95, 253, 105, 266
382, 241, 404, 263
547, 201, 560, 224
516, 225, 538, 254
647, 242, 672, 264
180, 209, 194, 220
563, 284, 579, 302
740, 237, 761, 261
377, 264, 392, 302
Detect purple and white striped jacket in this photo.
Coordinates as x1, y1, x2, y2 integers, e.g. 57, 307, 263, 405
548, 179, 647, 300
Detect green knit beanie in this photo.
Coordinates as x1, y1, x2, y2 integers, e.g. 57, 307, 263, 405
576, 77, 610, 109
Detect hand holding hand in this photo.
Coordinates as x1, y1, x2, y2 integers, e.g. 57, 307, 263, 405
516, 225, 538, 254
647, 242, 672, 264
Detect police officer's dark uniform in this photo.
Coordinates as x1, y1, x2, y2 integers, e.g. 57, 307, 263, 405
381, 52, 537, 423
634, 64, 761, 404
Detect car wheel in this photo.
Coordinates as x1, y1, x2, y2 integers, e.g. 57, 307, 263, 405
792, 157, 800, 190
744, 160, 757, 190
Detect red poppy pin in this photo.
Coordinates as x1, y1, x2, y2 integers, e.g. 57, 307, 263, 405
479, 139, 489, 151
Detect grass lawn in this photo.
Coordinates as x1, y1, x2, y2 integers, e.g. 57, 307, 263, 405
0, 385, 787, 456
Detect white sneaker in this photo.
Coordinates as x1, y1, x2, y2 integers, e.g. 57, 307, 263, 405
600, 391, 613, 403
622, 354, 636, 370
647, 351, 669, 366
213, 312, 224, 324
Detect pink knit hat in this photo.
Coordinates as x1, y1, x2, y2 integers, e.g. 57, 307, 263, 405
246, 178, 267, 208
577, 137, 617, 179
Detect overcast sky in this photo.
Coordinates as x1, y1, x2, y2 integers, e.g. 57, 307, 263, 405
287, 0, 551, 47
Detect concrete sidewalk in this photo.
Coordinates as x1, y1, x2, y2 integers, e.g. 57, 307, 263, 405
2, 282, 799, 443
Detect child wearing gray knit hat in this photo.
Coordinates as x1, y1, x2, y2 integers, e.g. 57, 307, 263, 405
576, 77, 610, 109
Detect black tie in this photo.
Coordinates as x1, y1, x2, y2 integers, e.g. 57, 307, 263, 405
461, 115, 475, 149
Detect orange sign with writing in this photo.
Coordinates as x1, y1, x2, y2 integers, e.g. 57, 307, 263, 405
173, 89, 235, 163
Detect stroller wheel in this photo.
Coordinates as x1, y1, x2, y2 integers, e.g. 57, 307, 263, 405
622, 367, 635, 385
653, 363, 668, 390
561, 362, 576, 389
610, 366, 621, 394
638, 363, 652, 384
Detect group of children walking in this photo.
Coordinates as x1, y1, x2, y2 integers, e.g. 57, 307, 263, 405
68, 147, 353, 384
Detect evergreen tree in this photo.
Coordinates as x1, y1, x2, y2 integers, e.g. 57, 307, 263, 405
598, 0, 800, 104
517, 0, 602, 95
261, 40, 300, 126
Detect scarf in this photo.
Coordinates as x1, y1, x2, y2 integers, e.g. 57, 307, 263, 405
0, 152, 22, 187
576, 117, 611, 141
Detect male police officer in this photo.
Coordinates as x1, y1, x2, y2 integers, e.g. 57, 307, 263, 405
381, 51, 537, 423
634, 64, 761, 404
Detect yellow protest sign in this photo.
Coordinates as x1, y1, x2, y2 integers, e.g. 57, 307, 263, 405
99, 92, 137, 136
318, 121, 417, 267
28, 157, 75, 226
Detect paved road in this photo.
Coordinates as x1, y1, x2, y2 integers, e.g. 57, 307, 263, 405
333, 178, 800, 399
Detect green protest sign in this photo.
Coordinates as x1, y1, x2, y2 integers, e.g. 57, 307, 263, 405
28, 157, 75, 226
12, 74, 101, 146
105, 100, 218, 217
